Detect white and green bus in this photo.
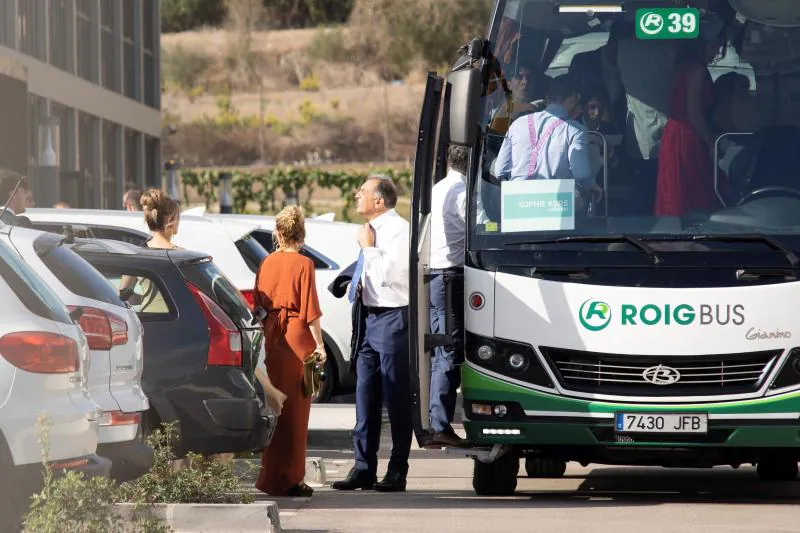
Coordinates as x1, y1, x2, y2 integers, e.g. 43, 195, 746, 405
410, 0, 800, 496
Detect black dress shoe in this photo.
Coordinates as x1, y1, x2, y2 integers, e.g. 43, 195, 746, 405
430, 430, 468, 448
331, 468, 377, 491
374, 471, 407, 492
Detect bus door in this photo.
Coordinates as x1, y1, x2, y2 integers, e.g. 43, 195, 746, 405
410, 38, 485, 447
409, 72, 447, 447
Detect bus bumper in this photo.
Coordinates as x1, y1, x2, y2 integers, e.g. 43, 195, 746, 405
462, 365, 800, 450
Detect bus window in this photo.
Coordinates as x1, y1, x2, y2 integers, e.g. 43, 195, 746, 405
473, 0, 800, 248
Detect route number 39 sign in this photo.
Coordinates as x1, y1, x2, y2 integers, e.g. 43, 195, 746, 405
636, 8, 700, 40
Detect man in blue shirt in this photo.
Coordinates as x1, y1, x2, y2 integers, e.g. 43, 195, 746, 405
493, 74, 602, 210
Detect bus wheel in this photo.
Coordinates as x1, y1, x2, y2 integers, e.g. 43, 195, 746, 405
525, 457, 567, 478
757, 458, 799, 481
472, 452, 519, 496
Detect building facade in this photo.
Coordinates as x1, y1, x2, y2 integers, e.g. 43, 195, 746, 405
0, 0, 161, 209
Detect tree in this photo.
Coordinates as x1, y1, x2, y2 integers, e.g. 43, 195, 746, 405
262, 0, 354, 28
348, 0, 493, 78
161, 0, 227, 33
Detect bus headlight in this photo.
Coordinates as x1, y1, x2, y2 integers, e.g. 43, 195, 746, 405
508, 353, 528, 371
477, 344, 495, 361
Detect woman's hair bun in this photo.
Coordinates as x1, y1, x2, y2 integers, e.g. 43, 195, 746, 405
274, 205, 306, 249
140, 187, 179, 232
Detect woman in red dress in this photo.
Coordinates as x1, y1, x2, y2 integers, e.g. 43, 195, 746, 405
655, 27, 726, 217
254, 206, 326, 498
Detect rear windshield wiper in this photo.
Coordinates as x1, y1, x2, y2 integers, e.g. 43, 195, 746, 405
504, 234, 663, 265
677, 233, 800, 268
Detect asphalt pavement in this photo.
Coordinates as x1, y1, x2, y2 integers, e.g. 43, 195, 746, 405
239, 401, 800, 533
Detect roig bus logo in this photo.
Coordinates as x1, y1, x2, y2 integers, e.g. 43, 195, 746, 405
578, 299, 612, 332
639, 12, 665, 35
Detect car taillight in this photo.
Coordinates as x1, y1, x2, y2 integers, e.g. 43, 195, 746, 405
240, 289, 255, 308
186, 283, 243, 367
98, 410, 141, 426
67, 306, 129, 351
0, 332, 80, 373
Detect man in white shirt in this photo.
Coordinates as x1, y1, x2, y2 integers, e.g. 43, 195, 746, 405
427, 145, 468, 448
332, 175, 412, 493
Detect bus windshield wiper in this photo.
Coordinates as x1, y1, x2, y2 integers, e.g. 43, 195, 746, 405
680, 233, 800, 268
504, 234, 663, 265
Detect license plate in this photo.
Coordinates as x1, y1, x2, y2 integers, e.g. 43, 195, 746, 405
615, 413, 708, 434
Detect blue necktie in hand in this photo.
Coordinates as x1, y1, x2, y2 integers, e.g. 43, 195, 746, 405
348, 251, 365, 304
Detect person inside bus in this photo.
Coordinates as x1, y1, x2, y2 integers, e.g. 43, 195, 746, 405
492, 74, 603, 211
568, 18, 629, 124
488, 68, 549, 134
426, 144, 469, 449
580, 84, 624, 209
654, 19, 726, 217
616, 21, 679, 215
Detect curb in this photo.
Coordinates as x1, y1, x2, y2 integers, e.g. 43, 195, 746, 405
115, 502, 282, 533
307, 428, 353, 450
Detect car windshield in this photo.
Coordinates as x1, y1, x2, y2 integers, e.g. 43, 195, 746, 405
473, 0, 800, 249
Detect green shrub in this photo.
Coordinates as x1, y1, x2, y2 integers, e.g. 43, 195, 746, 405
299, 73, 321, 92
162, 45, 212, 92
119, 423, 252, 505
23, 414, 170, 533
298, 99, 323, 125
24, 417, 249, 533
307, 27, 350, 62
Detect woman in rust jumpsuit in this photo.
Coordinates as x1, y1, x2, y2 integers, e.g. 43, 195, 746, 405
254, 205, 325, 498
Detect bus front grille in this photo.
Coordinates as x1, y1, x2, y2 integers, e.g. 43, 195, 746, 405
540, 347, 782, 397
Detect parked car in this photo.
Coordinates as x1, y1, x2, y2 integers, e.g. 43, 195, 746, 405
1, 226, 151, 482
24, 208, 260, 291
202, 211, 361, 402
68, 238, 277, 456
0, 236, 109, 530
28, 207, 360, 402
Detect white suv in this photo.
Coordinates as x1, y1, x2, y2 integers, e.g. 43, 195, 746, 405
0, 237, 108, 530
2, 225, 151, 482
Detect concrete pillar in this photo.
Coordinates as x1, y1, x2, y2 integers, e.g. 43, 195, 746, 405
115, 123, 124, 208
91, 116, 102, 208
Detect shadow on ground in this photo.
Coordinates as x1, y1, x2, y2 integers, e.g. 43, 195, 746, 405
270, 466, 800, 513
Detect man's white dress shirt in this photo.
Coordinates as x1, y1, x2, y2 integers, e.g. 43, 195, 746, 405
361, 209, 410, 308
430, 169, 466, 269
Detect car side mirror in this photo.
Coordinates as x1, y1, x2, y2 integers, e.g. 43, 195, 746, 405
448, 54, 483, 147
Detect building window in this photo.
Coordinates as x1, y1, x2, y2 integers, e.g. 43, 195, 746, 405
143, 0, 158, 108
50, 0, 69, 70
101, 0, 117, 92
145, 136, 160, 188
102, 121, 119, 209
77, 0, 93, 82
79, 112, 97, 207
123, 1, 137, 99
28, 95, 45, 190
17, 0, 39, 59
124, 130, 141, 190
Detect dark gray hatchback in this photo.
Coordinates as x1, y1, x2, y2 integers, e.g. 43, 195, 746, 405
69, 238, 277, 456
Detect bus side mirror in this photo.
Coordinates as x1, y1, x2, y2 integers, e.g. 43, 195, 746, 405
448, 67, 482, 147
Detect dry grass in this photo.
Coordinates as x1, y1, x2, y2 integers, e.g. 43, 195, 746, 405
161, 27, 430, 166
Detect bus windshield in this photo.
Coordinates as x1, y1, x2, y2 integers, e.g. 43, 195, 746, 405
473, 0, 800, 248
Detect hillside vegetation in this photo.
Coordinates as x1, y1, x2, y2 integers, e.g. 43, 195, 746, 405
161, 0, 492, 167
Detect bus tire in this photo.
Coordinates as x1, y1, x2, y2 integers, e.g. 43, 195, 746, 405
525, 457, 567, 478
757, 458, 799, 481
472, 452, 519, 496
